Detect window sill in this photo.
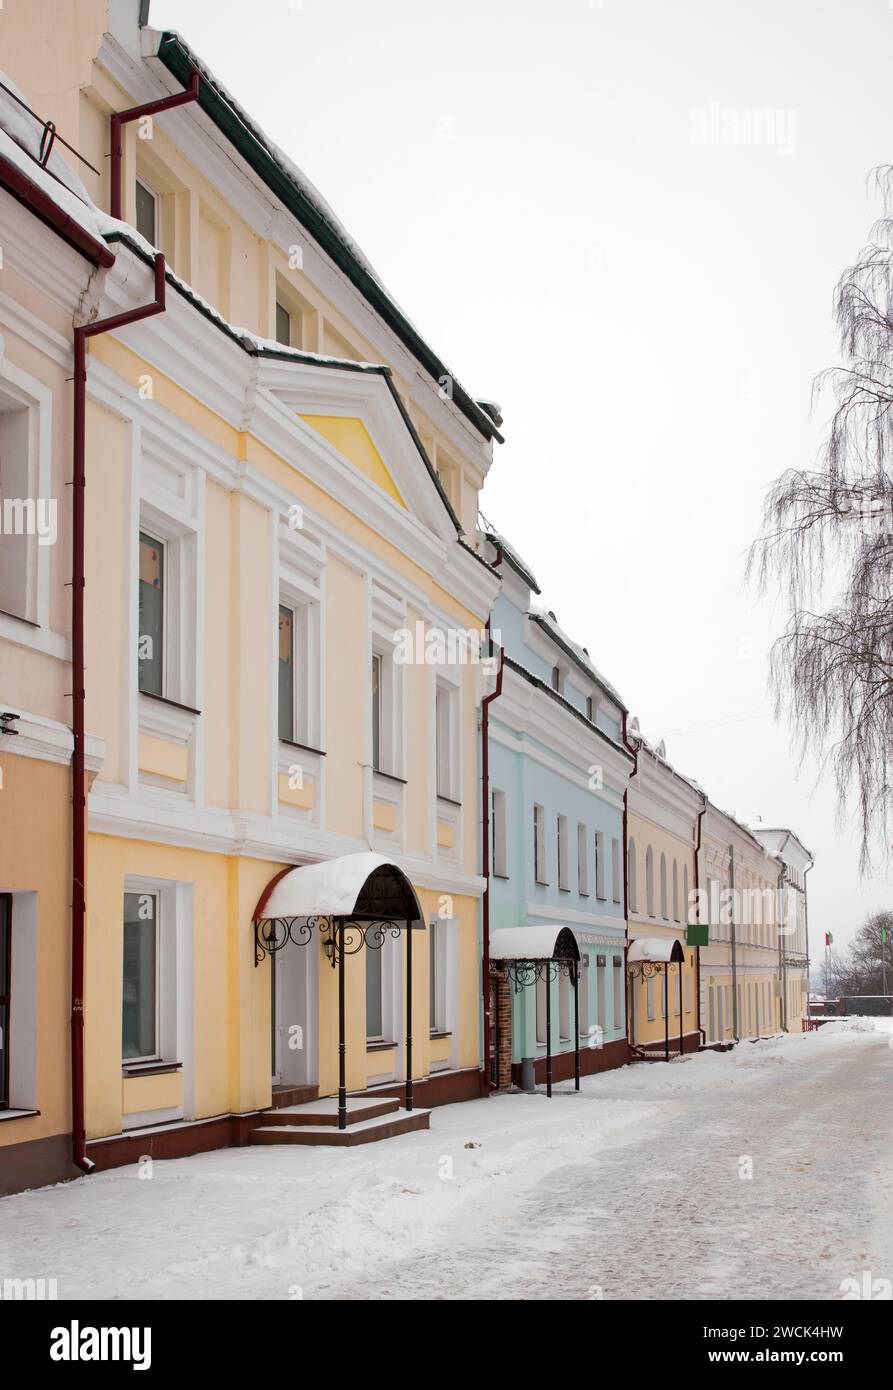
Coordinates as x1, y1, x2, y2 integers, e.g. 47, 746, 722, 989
429, 1030, 452, 1040
139, 691, 201, 717
280, 737, 326, 758
373, 769, 407, 786
0, 1108, 40, 1122
366, 1040, 397, 1053
493, 873, 510, 881
436, 793, 462, 809
122, 1061, 183, 1077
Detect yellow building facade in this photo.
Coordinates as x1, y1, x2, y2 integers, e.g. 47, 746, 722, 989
626, 737, 706, 1055
0, 0, 502, 1169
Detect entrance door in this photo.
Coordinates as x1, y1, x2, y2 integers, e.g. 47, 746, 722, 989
271, 936, 318, 1088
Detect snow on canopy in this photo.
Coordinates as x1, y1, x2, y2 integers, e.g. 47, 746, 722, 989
254, 852, 423, 924
489, 926, 580, 962
628, 936, 685, 964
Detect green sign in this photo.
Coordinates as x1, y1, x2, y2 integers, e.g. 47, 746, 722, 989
686, 922, 709, 947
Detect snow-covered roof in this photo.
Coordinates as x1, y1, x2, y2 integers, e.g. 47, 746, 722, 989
628, 724, 707, 799
482, 526, 541, 594
489, 926, 580, 962
0, 71, 118, 263
150, 29, 502, 443
628, 937, 685, 964
529, 603, 626, 709
255, 852, 423, 923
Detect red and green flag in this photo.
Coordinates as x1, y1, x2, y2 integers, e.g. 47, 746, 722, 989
825, 931, 833, 946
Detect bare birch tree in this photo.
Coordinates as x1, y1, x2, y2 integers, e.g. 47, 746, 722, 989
749, 170, 893, 869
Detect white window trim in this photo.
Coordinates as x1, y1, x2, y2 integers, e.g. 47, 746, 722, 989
557, 814, 569, 891
0, 358, 53, 639
121, 875, 195, 1126
577, 823, 589, 896
595, 830, 606, 900
534, 803, 547, 885
137, 498, 198, 710
1, 891, 37, 1112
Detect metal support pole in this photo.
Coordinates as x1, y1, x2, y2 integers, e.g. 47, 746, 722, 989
545, 967, 553, 1098
664, 968, 669, 1062
573, 962, 581, 1091
405, 920, 413, 1112
337, 922, 347, 1131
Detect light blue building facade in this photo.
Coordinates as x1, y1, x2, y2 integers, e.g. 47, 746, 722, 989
482, 533, 634, 1084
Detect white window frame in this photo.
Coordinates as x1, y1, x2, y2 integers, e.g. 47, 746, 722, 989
121, 876, 194, 1114
612, 955, 623, 1031
557, 814, 569, 891
277, 577, 321, 751
134, 175, 159, 247
534, 803, 547, 885
578, 954, 590, 1035
0, 364, 52, 638
536, 970, 548, 1045
435, 678, 458, 801
595, 830, 606, 900
492, 788, 508, 878
596, 953, 606, 1029
577, 823, 589, 896
611, 838, 622, 904
558, 970, 570, 1041
137, 500, 197, 709
646, 973, 655, 1021
370, 633, 404, 780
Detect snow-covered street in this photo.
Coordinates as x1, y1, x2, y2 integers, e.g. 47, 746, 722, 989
2, 1020, 892, 1301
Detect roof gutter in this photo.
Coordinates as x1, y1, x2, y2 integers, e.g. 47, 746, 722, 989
0, 150, 115, 268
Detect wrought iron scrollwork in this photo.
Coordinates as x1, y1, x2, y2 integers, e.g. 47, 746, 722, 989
254, 913, 328, 965
505, 957, 578, 994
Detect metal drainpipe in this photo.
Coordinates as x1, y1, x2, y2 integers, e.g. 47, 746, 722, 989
110, 73, 201, 221
621, 714, 638, 1053
694, 800, 706, 1045
729, 842, 739, 1042
70, 251, 167, 1174
803, 859, 814, 1028
481, 545, 504, 1089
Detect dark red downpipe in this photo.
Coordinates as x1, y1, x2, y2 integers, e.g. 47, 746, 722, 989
694, 799, 707, 1046
71, 252, 167, 1174
110, 72, 201, 220
481, 545, 504, 1088
621, 712, 639, 1055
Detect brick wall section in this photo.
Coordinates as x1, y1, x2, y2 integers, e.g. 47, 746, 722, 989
491, 968, 514, 1088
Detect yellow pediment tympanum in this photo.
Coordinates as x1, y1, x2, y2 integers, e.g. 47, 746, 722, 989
300, 415, 406, 508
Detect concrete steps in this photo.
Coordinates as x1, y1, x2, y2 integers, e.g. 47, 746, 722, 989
249, 1094, 430, 1146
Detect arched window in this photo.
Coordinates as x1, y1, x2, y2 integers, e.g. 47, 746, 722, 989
672, 861, 679, 921
646, 846, 654, 916
659, 853, 668, 918
628, 838, 637, 913
683, 866, 690, 924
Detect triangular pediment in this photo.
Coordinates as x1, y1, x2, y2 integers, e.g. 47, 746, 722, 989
300, 415, 406, 508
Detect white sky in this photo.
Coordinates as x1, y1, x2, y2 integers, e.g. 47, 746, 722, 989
149, 0, 893, 955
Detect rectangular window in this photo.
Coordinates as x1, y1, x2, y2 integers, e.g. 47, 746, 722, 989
536, 971, 548, 1045
371, 653, 382, 773
429, 920, 446, 1034
646, 973, 655, 1020
611, 838, 621, 903
534, 804, 547, 884
0, 896, 10, 1109
135, 178, 158, 246
435, 683, 454, 799
122, 891, 158, 1061
278, 603, 295, 742
492, 789, 507, 877
586, 695, 593, 722
685, 972, 692, 1014
551, 665, 561, 693
366, 941, 383, 1042
595, 830, 606, 900
596, 953, 606, 1029
577, 824, 589, 896
0, 388, 36, 624
275, 300, 291, 347
138, 531, 164, 697
674, 971, 681, 1015
579, 954, 590, 1035
559, 971, 570, 1041
612, 956, 623, 1031
557, 815, 569, 890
